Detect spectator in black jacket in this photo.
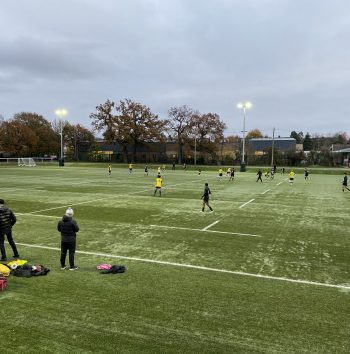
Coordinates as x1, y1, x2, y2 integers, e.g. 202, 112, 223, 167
58, 207, 79, 270
0, 199, 20, 261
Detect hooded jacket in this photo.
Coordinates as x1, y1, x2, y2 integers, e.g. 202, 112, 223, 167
0, 205, 16, 232
57, 215, 79, 243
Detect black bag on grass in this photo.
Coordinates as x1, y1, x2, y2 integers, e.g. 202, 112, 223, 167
100, 265, 126, 274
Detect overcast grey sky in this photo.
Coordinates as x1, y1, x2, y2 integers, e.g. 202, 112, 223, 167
1, 0, 350, 137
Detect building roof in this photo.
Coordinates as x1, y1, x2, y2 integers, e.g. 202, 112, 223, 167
249, 137, 296, 141
333, 148, 350, 153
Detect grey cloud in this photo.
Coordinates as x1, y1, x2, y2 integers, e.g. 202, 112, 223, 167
0, 37, 113, 81
0, 0, 350, 135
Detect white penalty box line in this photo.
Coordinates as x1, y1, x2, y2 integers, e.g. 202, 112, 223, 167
16, 242, 350, 291
202, 220, 220, 231
150, 224, 261, 238
239, 199, 255, 209
27, 178, 203, 215
240, 176, 287, 208
15, 214, 262, 237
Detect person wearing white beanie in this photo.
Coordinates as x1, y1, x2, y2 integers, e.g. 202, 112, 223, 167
57, 207, 79, 270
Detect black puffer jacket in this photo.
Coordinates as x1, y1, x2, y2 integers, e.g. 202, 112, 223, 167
57, 215, 79, 243
0, 205, 16, 232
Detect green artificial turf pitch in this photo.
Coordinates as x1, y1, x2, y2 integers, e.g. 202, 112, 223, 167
0, 164, 349, 353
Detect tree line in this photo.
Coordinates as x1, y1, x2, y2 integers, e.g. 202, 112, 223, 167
0, 112, 94, 159
90, 98, 226, 163
1, 100, 348, 165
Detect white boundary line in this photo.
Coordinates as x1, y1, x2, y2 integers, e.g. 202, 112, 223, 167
239, 199, 255, 209
17, 213, 58, 219
150, 224, 261, 237
261, 189, 271, 195
16, 242, 350, 291
202, 220, 220, 231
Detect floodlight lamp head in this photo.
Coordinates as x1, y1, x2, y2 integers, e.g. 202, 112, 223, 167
55, 109, 68, 118
237, 103, 243, 109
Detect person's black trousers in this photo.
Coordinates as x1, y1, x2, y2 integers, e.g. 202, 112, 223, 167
0, 228, 19, 259
60, 241, 76, 268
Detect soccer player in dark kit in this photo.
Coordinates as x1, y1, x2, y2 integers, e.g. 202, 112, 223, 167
201, 183, 213, 213
342, 173, 349, 192
256, 169, 263, 182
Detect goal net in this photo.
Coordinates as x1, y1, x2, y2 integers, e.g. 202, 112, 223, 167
18, 158, 37, 167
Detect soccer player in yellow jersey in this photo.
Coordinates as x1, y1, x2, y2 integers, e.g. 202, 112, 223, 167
218, 168, 223, 180
129, 163, 133, 174
154, 174, 163, 197
289, 170, 295, 185
108, 164, 111, 176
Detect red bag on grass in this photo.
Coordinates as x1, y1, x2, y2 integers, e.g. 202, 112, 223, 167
0, 276, 7, 292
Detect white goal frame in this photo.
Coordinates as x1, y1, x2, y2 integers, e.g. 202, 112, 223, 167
18, 158, 37, 167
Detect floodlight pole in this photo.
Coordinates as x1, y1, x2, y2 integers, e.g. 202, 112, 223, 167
60, 122, 63, 160
237, 102, 252, 172
242, 106, 246, 164
55, 109, 68, 166
271, 127, 275, 167
194, 134, 197, 166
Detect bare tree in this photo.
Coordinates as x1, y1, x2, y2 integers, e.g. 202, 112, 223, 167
90, 99, 167, 162
167, 105, 196, 164
191, 113, 226, 160
117, 99, 167, 162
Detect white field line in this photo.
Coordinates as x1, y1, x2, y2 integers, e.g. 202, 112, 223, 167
28, 189, 150, 214
26, 178, 205, 214
277, 178, 288, 186
16, 212, 262, 237
0, 188, 23, 192
202, 220, 220, 231
261, 189, 271, 195
16, 242, 350, 291
150, 224, 261, 238
239, 199, 255, 209
16, 213, 58, 219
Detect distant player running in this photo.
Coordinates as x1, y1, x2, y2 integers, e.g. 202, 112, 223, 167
256, 169, 263, 182
342, 173, 349, 192
229, 167, 235, 181
218, 168, 223, 181
129, 163, 133, 174
289, 170, 295, 185
108, 164, 111, 176
304, 168, 309, 180
144, 165, 149, 176
154, 174, 163, 197
201, 183, 213, 213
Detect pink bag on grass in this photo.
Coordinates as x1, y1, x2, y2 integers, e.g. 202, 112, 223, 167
96, 264, 112, 270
